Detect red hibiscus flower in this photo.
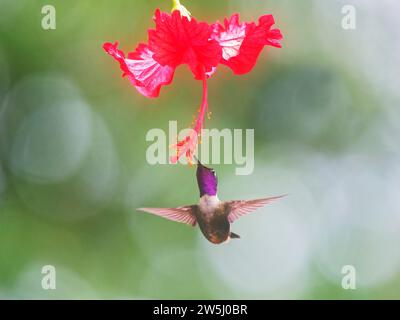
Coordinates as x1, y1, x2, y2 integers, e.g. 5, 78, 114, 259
103, 0, 282, 164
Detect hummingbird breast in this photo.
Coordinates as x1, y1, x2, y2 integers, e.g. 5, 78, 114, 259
195, 195, 230, 244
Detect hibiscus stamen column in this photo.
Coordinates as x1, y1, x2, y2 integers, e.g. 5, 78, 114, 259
170, 72, 208, 164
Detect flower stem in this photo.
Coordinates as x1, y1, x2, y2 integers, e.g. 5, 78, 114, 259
171, 0, 191, 19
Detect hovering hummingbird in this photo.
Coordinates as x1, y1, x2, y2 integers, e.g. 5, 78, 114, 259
138, 159, 284, 244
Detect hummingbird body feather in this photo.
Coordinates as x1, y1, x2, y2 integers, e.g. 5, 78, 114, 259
193, 200, 231, 244
198, 194, 220, 216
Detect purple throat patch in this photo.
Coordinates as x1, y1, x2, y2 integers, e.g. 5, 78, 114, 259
196, 162, 218, 197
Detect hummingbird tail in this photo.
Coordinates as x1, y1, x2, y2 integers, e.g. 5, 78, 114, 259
230, 232, 241, 239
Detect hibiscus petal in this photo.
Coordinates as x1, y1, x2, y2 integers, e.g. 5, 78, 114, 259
103, 42, 175, 98
149, 9, 221, 80
126, 44, 175, 98
212, 14, 283, 75
205, 66, 217, 78
103, 42, 131, 77
211, 14, 246, 61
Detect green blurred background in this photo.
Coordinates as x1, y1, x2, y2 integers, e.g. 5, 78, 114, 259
1, 0, 400, 299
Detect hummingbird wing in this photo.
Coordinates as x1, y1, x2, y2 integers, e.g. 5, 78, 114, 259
137, 206, 197, 226
226, 195, 285, 223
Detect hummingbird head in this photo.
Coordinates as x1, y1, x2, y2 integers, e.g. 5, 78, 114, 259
195, 157, 218, 197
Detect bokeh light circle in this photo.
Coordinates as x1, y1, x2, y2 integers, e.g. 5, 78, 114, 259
10, 100, 92, 184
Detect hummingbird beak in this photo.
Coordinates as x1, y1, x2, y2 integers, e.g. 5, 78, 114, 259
193, 155, 200, 165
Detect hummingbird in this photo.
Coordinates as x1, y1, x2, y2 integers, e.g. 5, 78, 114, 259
137, 159, 284, 244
